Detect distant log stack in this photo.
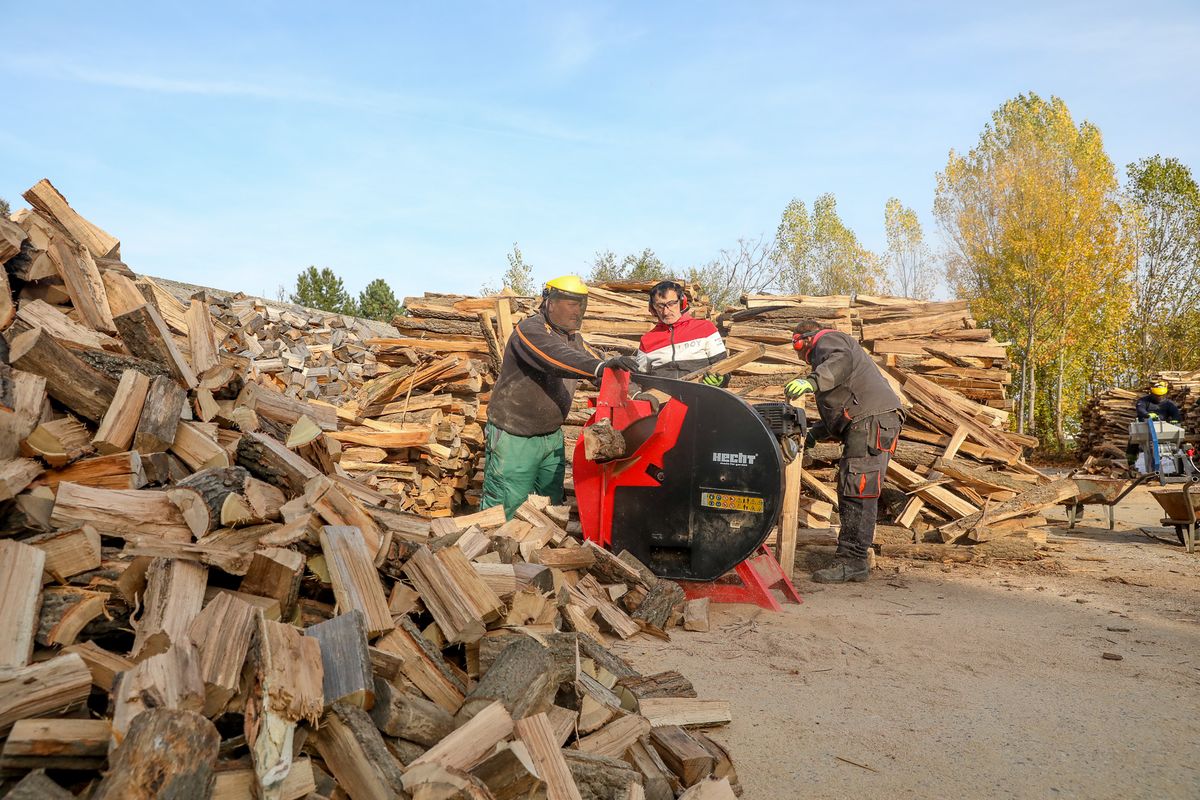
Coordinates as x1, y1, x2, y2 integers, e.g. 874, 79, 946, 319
1078, 371, 1200, 471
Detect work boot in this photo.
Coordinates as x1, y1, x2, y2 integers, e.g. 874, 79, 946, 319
811, 557, 870, 584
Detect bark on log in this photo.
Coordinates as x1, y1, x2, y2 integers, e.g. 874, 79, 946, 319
562, 750, 643, 800
176, 466, 252, 530
370, 676, 457, 746
91, 709, 219, 800
631, 581, 685, 629
7, 328, 117, 422
457, 637, 556, 723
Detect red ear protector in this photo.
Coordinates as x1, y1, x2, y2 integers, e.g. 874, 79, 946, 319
792, 330, 819, 358
648, 280, 688, 315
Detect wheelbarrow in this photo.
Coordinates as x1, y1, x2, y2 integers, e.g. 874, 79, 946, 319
1149, 480, 1200, 553
1062, 473, 1155, 530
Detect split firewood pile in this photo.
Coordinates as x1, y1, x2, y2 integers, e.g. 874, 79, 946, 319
1077, 370, 1200, 474
0, 181, 741, 798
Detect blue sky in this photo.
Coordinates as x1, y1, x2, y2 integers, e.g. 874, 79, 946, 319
2, 2, 1197, 301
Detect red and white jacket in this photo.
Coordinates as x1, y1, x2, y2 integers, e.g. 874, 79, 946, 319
636, 314, 727, 379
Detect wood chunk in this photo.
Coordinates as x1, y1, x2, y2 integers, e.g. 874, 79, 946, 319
471, 740, 545, 800
22, 178, 120, 259
133, 374, 186, 453
46, 238, 117, 334
690, 732, 738, 790
25, 525, 102, 583
51, 483, 193, 541
188, 591, 260, 717
93, 369, 152, 454
638, 698, 730, 729
0, 215, 26, 264
514, 712, 585, 800
35, 586, 107, 647
109, 643, 205, 747
172, 420, 232, 470
319, 525, 394, 637
8, 327, 117, 421
186, 298, 222, 373
132, 557, 208, 657
585, 541, 651, 589
238, 380, 338, 432
625, 737, 677, 800
0, 367, 46, 461
167, 486, 212, 538
649, 726, 714, 787
631, 580, 685, 630
2, 770, 76, 800
618, 671, 697, 700
102, 269, 147, 318
307, 610, 374, 710
114, 304, 198, 388
21, 419, 91, 470
175, 465, 251, 531
211, 757, 317, 800
13, 298, 121, 350
369, 676, 456, 745
92, 709, 219, 800
62, 641, 133, 691
562, 749, 644, 800
205, 587, 281, 621
458, 636, 556, 723
240, 547, 305, 620
373, 619, 466, 713
410, 699, 514, 773
307, 476, 386, 563
0, 540, 45, 669
583, 418, 626, 461
577, 714, 653, 758
0, 653, 92, 734
313, 703, 408, 800
0, 458, 40, 502
38, 449, 146, 490
536, 545, 597, 571
402, 545, 498, 644
683, 598, 710, 632
0, 714, 109, 772
245, 616, 324, 800
237, 431, 322, 495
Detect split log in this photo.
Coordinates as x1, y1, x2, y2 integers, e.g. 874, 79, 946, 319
677, 776, 737, 799
109, 645, 205, 746
683, 598, 710, 632
176, 466, 252, 531
638, 698, 730, 728
408, 700, 514, 774
649, 726, 714, 787
471, 741, 545, 800
62, 641, 133, 691
245, 616, 323, 800
114, 304, 198, 388
22, 178, 120, 259
2, 771, 75, 800
211, 758, 317, 800
306, 610, 374, 710
188, 591, 259, 717
237, 431, 322, 495
625, 737, 678, 800
241, 547, 306, 620
25, 525, 102, 583
133, 374, 186, 453
312, 703, 409, 800
562, 749, 644, 800
631, 580, 685, 629
186, 298, 221, 373
369, 677, 457, 746
0, 540, 45, 669
373, 618, 466, 714
7, 327, 117, 421
514, 712, 585, 800
583, 418, 626, 461
0, 718, 109, 772
13, 298, 120, 350
37, 450, 146, 490
50, 483, 193, 541
319, 525, 394, 637
35, 586, 107, 647
457, 636, 556, 722
0, 653, 92, 734
617, 671, 697, 700
131, 557, 207, 657
306, 475, 387, 563
91, 709, 219, 800
171, 420, 231, 470
576, 713, 652, 758
46, 239, 117, 334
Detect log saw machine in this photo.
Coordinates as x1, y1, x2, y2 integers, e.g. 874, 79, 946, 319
572, 369, 804, 610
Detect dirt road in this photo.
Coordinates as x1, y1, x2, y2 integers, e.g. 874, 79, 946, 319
615, 486, 1200, 799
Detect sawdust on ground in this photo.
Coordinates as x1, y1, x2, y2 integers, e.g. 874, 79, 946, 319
613, 485, 1200, 799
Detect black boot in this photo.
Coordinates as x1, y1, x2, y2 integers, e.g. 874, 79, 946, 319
812, 557, 870, 583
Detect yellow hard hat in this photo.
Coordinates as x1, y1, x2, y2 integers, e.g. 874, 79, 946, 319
544, 275, 589, 297
1151, 381, 1169, 396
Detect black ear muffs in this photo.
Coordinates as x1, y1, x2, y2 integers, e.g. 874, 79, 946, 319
649, 280, 688, 314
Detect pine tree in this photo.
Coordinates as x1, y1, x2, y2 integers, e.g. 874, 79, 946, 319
290, 266, 358, 315
0, 198, 10, 217
357, 278, 402, 322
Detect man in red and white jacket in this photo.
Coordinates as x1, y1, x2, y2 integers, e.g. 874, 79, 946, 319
636, 280, 728, 386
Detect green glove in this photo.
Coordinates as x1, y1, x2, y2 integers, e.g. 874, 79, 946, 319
701, 373, 724, 386
784, 378, 814, 399
1147, 412, 1159, 420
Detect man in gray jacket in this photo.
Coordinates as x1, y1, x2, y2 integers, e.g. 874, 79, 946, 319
785, 319, 903, 583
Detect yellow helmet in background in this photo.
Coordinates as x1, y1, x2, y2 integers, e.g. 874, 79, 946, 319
1151, 381, 1169, 396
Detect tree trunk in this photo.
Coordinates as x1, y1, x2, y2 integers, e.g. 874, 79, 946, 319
1054, 350, 1065, 448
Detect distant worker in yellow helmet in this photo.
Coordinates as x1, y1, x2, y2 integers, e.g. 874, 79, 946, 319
482, 276, 642, 518
1126, 380, 1183, 466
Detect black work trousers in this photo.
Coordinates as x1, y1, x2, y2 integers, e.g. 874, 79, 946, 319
835, 411, 902, 560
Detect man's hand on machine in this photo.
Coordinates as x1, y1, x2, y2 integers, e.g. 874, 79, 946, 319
1147, 412, 1160, 420
597, 355, 643, 375
784, 378, 814, 399
701, 372, 727, 386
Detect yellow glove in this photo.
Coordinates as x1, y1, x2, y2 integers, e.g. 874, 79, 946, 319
701, 373, 724, 386
784, 378, 814, 399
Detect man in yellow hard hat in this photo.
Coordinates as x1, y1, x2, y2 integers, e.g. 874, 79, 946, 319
1126, 380, 1183, 468
482, 276, 641, 518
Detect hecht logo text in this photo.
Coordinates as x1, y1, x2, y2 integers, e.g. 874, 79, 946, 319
712, 452, 757, 466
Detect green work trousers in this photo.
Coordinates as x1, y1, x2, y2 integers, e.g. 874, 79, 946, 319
480, 423, 566, 520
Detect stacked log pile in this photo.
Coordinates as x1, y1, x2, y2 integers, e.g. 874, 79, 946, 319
1, 180, 744, 799
1077, 371, 1200, 469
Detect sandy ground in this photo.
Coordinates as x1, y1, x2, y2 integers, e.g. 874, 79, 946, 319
613, 485, 1200, 799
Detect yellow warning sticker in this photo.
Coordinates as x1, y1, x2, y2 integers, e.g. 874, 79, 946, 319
700, 492, 764, 513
